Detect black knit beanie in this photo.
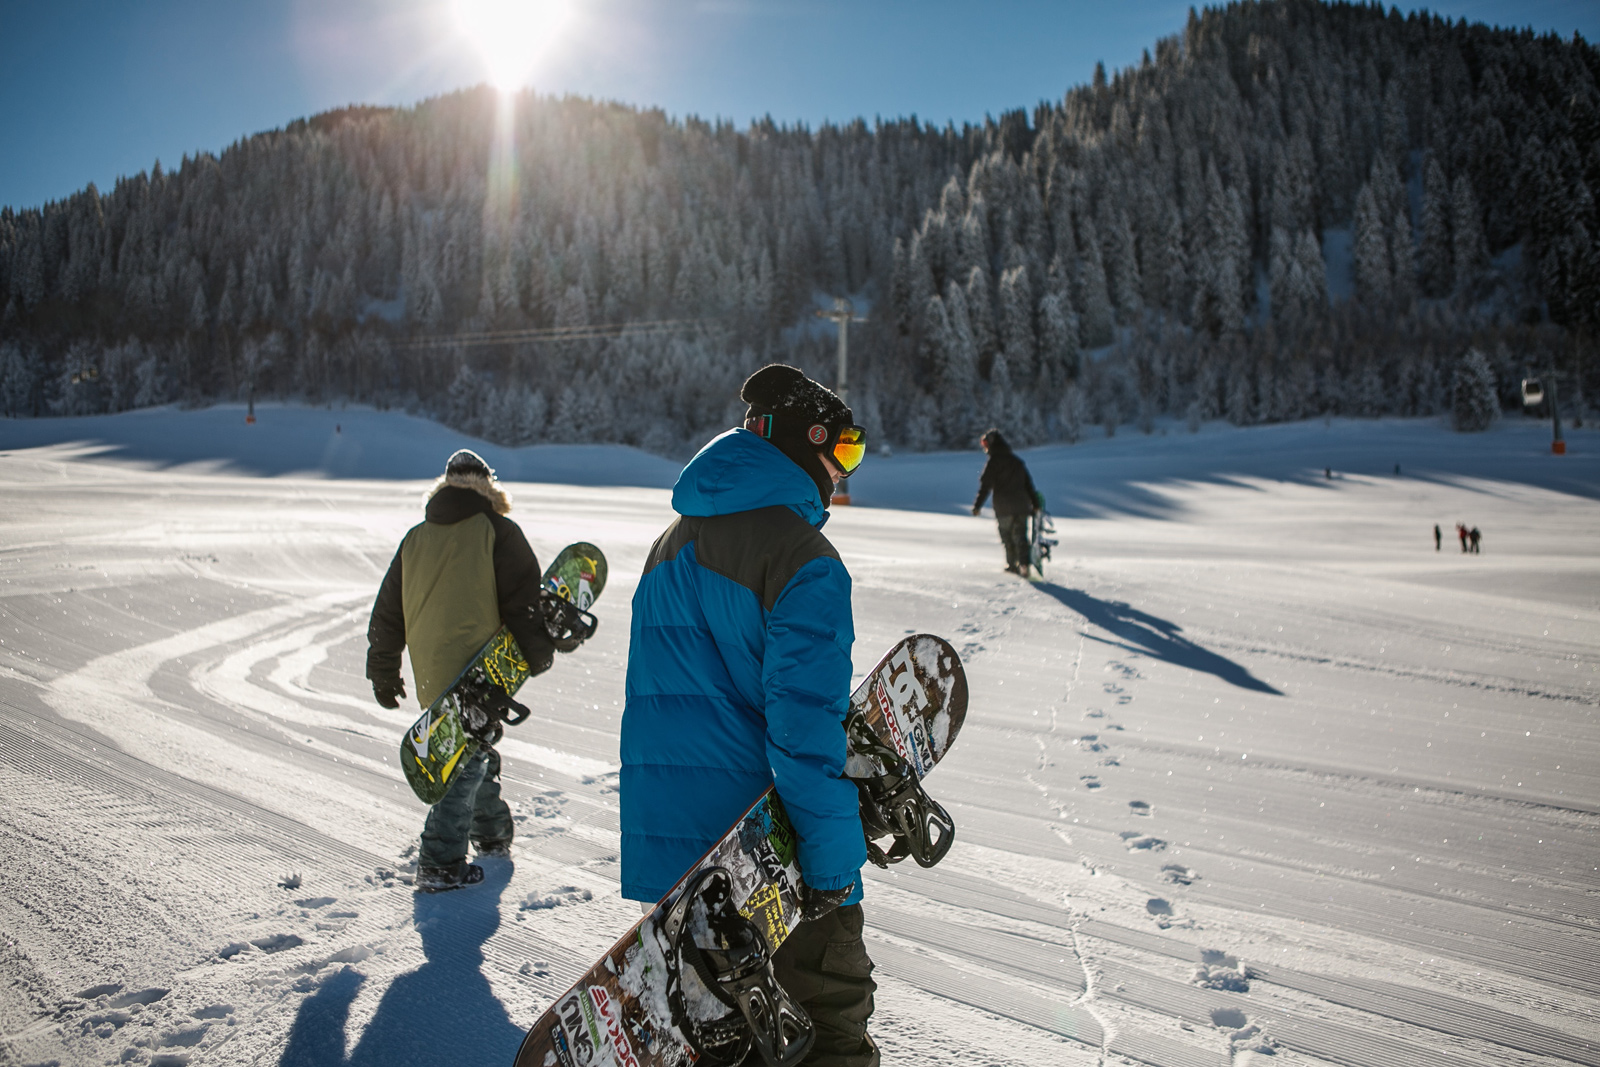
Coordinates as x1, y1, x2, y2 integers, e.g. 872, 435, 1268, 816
740, 364, 852, 503
445, 448, 493, 478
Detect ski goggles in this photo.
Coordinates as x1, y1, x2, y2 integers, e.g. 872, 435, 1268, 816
746, 416, 868, 474
827, 425, 867, 474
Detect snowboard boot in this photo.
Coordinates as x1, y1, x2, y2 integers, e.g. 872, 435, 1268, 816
414, 861, 485, 893
474, 839, 513, 859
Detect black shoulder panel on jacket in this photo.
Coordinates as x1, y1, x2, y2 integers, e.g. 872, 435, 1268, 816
643, 516, 701, 576
646, 506, 839, 613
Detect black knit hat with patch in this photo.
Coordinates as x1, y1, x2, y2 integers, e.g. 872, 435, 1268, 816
740, 364, 852, 504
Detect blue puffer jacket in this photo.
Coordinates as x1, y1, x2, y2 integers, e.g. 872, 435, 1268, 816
621, 429, 865, 905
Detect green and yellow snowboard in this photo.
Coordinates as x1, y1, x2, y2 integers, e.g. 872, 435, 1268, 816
400, 542, 607, 804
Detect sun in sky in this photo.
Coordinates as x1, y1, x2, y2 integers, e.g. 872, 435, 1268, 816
451, 0, 571, 91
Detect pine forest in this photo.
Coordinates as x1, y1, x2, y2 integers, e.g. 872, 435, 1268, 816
1, 0, 1597, 453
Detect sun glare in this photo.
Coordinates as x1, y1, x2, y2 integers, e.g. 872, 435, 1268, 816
452, 0, 570, 91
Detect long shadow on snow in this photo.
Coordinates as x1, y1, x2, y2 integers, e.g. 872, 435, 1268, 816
1033, 582, 1282, 695
279, 861, 523, 1067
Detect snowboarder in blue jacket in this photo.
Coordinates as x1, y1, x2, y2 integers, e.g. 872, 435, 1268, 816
622, 364, 877, 1066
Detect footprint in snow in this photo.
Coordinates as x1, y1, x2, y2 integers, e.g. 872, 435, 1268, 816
294, 897, 336, 909
1194, 949, 1250, 992
1119, 832, 1167, 852
1106, 661, 1144, 680
76, 983, 123, 1000
1210, 1007, 1248, 1030
1210, 1008, 1275, 1054
580, 771, 619, 795
157, 1026, 209, 1049
1128, 800, 1151, 816
190, 1005, 233, 1020
520, 886, 594, 911
1079, 775, 1102, 790
1074, 734, 1106, 752
1084, 708, 1106, 719
1145, 897, 1173, 916
249, 933, 304, 954
1160, 863, 1199, 886
527, 793, 567, 819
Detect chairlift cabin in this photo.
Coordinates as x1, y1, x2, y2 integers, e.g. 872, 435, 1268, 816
1521, 378, 1544, 406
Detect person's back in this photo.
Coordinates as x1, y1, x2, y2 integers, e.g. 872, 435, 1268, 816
623, 364, 879, 1065
972, 429, 1041, 575
367, 449, 563, 892
623, 428, 860, 894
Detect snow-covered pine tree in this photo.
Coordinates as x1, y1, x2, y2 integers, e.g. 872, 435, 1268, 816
1452, 173, 1484, 295
1035, 291, 1077, 396
964, 265, 999, 370
997, 264, 1035, 386
1075, 217, 1114, 347
1352, 183, 1392, 307
1417, 155, 1453, 298
1058, 382, 1087, 443
1451, 347, 1499, 431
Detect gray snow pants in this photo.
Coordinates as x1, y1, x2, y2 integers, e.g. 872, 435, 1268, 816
771, 904, 879, 1067
996, 513, 1031, 572
419, 746, 513, 869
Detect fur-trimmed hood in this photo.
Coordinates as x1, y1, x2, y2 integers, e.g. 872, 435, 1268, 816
427, 470, 512, 515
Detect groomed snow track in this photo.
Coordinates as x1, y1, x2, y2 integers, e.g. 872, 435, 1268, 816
3, 419, 1599, 1066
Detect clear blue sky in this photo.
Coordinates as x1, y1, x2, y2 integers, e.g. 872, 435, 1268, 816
1, 0, 1595, 211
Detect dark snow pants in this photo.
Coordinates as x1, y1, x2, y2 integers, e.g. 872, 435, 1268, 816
771, 904, 879, 1067
419, 746, 514, 869
996, 514, 1031, 572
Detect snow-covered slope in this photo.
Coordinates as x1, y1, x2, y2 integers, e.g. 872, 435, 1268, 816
1, 408, 1597, 1067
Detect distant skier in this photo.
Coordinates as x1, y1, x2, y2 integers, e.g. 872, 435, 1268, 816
623, 364, 877, 1065
366, 449, 571, 893
1457, 523, 1469, 552
971, 429, 1043, 576
1434, 524, 1441, 551
1470, 526, 1482, 554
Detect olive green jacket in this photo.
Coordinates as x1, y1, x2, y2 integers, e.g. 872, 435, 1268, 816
366, 485, 553, 707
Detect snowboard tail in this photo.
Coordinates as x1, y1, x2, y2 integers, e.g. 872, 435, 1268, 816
399, 542, 607, 805
512, 634, 966, 1067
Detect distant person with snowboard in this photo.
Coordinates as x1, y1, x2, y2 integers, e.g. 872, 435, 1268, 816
622, 364, 877, 1066
971, 428, 1043, 575
366, 449, 570, 893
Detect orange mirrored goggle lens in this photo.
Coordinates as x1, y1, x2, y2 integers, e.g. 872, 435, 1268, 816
832, 427, 866, 473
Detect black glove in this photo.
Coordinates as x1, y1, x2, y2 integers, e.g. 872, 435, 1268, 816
372, 675, 406, 709
798, 880, 854, 922
971, 505, 982, 516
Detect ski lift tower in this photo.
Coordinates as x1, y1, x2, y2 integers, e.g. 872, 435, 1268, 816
815, 297, 866, 504
1521, 372, 1564, 454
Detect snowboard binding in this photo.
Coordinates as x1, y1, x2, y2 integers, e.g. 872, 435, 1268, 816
538, 588, 598, 651
661, 867, 813, 1067
846, 712, 956, 869
456, 677, 530, 743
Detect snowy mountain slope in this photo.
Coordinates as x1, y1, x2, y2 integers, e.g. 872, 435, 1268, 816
1, 410, 1597, 1067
